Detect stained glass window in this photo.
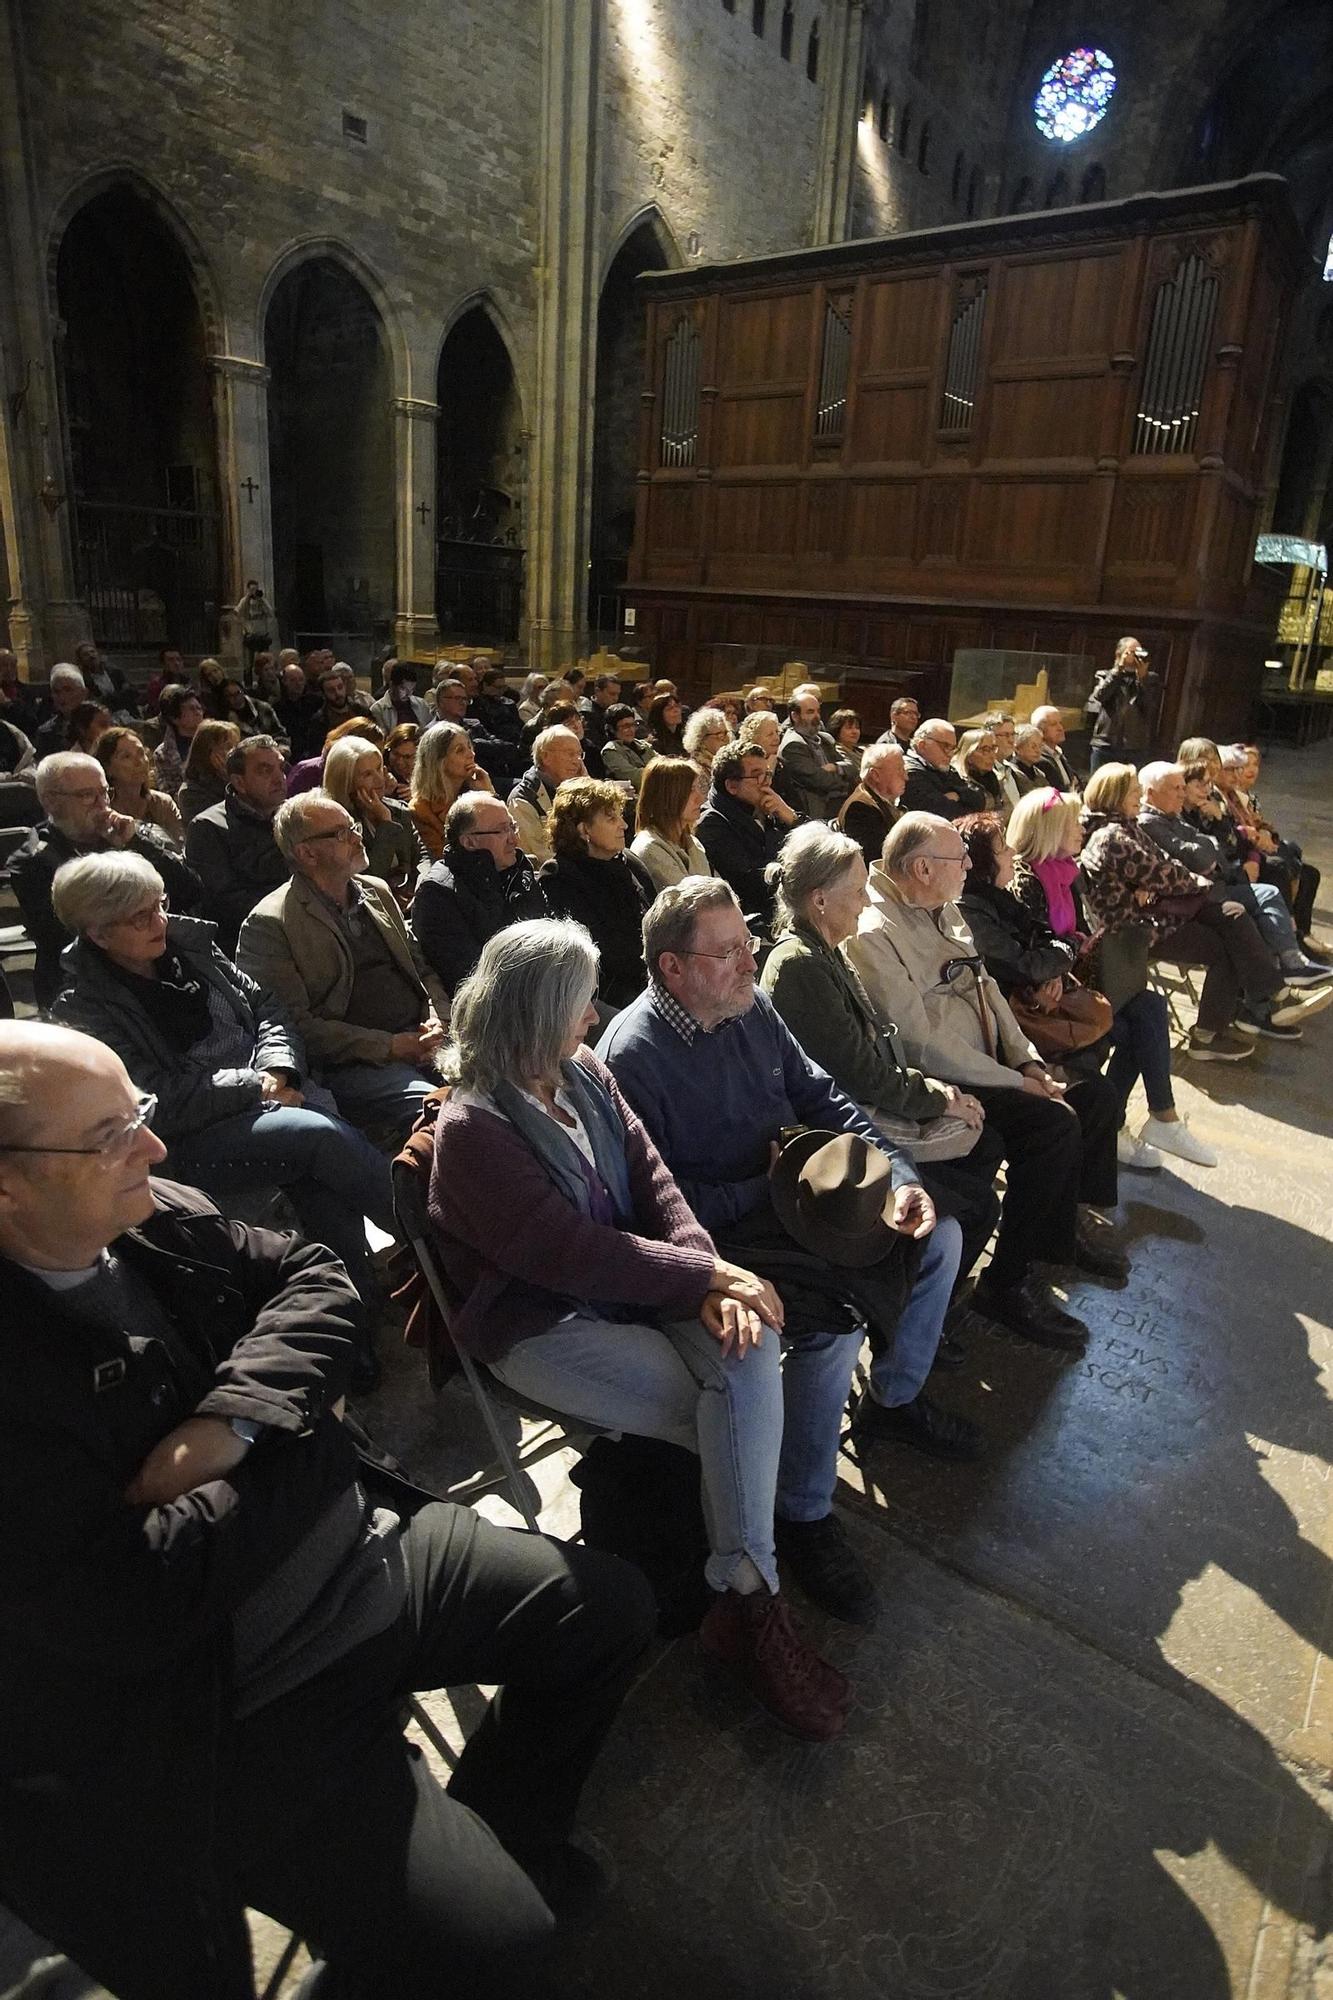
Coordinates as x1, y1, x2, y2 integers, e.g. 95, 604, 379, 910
1033, 48, 1116, 143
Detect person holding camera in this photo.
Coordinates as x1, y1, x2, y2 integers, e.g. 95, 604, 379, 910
1086, 636, 1162, 772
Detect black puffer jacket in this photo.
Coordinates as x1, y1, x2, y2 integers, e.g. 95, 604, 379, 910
958, 877, 1076, 998
413, 844, 550, 994
539, 849, 655, 1007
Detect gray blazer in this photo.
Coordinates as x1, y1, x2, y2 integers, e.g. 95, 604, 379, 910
236, 869, 449, 1069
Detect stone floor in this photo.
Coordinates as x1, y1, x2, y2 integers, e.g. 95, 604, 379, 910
4, 742, 1333, 1999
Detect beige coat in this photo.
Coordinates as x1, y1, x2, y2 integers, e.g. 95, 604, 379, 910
236, 869, 449, 1069
629, 828, 713, 894
843, 863, 1040, 1092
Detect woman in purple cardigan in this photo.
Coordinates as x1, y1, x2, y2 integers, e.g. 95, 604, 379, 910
429, 917, 847, 1742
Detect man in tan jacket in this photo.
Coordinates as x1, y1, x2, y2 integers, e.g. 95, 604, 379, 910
844, 811, 1125, 1349
237, 789, 448, 1143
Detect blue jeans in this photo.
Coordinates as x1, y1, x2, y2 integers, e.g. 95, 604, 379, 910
489, 1313, 785, 1594
776, 1215, 963, 1523
325, 1059, 437, 1146
1249, 879, 1304, 963
169, 1103, 395, 1305
1105, 987, 1175, 1120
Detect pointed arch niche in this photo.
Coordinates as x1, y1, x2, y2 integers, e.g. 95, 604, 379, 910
55, 181, 222, 652
589, 211, 680, 633
264, 256, 394, 651
435, 303, 526, 645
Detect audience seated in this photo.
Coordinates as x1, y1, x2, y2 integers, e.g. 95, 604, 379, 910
1232, 741, 1327, 958
743, 684, 777, 717
902, 719, 984, 819
236, 790, 448, 1144
775, 688, 852, 820
828, 708, 863, 792
836, 739, 905, 866
72, 639, 138, 718
197, 654, 232, 720
49, 849, 393, 1375
1006, 787, 1214, 1169
323, 733, 427, 903
982, 714, 1026, 815
577, 671, 622, 772
220, 674, 286, 751
737, 708, 782, 768
1139, 761, 1331, 994
1031, 704, 1080, 792
66, 699, 114, 758
0, 1017, 651, 2000
0, 685, 38, 828
96, 725, 183, 846
1009, 722, 1050, 793
845, 812, 1127, 1348
316, 663, 374, 738
539, 777, 655, 1008
760, 823, 1001, 1295
598, 877, 972, 1627
599, 703, 654, 792
409, 718, 495, 861
631, 755, 713, 892
682, 705, 730, 781
519, 676, 575, 757
272, 659, 326, 762
882, 695, 921, 755
183, 733, 291, 952
287, 715, 386, 797
952, 728, 1004, 814
177, 719, 240, 826
150, 681, 205, 794
382, 719, 420, 799
0, 648, 42, 737
517, 670, 548, 722
429, 917, 846, 1739
413, 790, 549, 995
696, 740, 800, 929
31, 663, 89, 761
645, 692, 687, 759
369, 657, 433, 732
1077, 763, 1319, 1059
435, 673, 522, 789
14, 751, 201, 1011
508, 724, 586, 864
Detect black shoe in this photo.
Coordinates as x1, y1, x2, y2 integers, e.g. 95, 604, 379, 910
1072, 1228, 1129, 1285
774, 1512, 879, 1625
930, 1332, 968, 1372
853, 1391, 984, 1461
1235, 1004, 1302, 1041
973, 1276, 1089, 1351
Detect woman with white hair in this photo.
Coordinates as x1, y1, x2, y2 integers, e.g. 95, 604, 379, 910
517, 672, 549, 723
429, 917, 847, 1741
322, 733, 426, 900
49, 847, 397, 1383
681, 705, 730, 779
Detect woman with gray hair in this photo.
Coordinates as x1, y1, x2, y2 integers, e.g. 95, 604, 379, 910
429, 916, 849, 1741
49, 846, 397, 1387
760, 822, 997, 1418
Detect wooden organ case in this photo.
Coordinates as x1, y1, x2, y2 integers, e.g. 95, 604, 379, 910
626, 176, 1305, 743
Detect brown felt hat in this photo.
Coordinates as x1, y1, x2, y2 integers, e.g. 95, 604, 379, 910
769, 1129, 900, 1268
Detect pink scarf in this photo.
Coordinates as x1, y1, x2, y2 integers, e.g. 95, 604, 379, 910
1032, 854, 1079, 939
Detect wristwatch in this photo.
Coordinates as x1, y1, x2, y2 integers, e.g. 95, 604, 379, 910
230, 1417, 265, 1449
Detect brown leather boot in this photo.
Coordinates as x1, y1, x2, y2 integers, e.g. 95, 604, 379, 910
699, 1589, 849, 1740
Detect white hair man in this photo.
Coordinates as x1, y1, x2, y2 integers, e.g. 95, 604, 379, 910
901, 719, 983, 819
836, 738, 906, 866
507, 725, 586, 864
30, 662, 88, 759
12, 751, 200, 1010
1030, 703, 1079, 791
845, 811, 1128, 1348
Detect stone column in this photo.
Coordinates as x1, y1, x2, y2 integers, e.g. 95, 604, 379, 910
527, 0, 602, 675
0, 0, 87, 674
208, 353, 274, 665
393, 395, 440, 660
810, 0, 866, 249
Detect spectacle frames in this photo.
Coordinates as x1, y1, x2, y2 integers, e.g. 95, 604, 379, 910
920, 851, 969, 866
0, 1091, 157, 1159
301, 825, 362, 846
680, 935, 761, 965
112, 898, 169, 934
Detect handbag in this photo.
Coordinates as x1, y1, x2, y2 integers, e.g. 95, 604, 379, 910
1073, 923, 1152, 1011
862, 1107, 982, 1162
1008, 978, 1113, 1058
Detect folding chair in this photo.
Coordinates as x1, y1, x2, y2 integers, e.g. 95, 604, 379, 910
1148, 958, 1205, 1046
391, 1152, 611, 1534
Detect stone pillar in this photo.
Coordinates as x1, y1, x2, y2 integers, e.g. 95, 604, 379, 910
208, 353, 274, 665
527, 0, 602, 675
0, 0, 87, 675
811, 0, 866, 248
393, 395, 440, 661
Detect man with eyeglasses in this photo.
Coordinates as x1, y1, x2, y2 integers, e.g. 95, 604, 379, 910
12, 749, 201, 1010
846, 813, 1124, 1349
413, 789, 549, 996
0, 1019, 655, 2000
185, 733, 293, 952
697, 740, 804, 928
237, 790, 449, 1145
1086, 635, 1162, 771
599, 876, 970, 1627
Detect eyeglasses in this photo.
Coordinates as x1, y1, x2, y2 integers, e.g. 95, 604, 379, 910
0, 1091, 157, 1158
47, 786, 109, 807
469, 817, 518, 839
301, 825, 362, 846
921, 850, 969, 866
112, 897, 169, 933
680, 934, 761, 965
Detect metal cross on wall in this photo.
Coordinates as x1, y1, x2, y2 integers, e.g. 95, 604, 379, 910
416, 499, 431, 527
241, 477, 258, 503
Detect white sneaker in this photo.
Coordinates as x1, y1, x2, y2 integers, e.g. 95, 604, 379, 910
1117, 1127, 1162, 1170
1140, 1116, 1218, 1167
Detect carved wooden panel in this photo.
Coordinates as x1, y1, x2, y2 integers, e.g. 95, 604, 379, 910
802, 481, 844, 559
645, 483, 700, 553
847, 383, 931, 464
916, 479, 965, 561
986, 376, 1106, 460
859, 275, 938, 371
716, 291, 813, 386
845, 480, 918, 560
990, 250, 1125, 362
964, 479, 1094, 567
710, 482, 800, 557
1104, 478, 1191, 572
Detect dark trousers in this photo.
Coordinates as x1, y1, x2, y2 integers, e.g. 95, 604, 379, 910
971, 1073, 1119, 1285
9, 1505, 655, 2000
920, 1124, 1004, 1282
1157, 903, 1280, 1030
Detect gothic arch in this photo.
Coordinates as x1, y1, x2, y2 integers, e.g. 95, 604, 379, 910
46, 166, 223, 351
601, 203, 685, 290
256, 236, 410, 396
433, 289, 527, 405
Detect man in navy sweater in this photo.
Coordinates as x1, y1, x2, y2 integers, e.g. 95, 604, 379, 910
598, 878, 976, 1626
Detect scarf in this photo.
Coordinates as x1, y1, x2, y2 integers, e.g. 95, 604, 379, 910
98, 942, 213, 1054
1031, 854, 1079, 939
491, 1059, 634, 1226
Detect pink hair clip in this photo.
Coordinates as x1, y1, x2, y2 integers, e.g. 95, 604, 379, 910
1040, 788, 1061, 811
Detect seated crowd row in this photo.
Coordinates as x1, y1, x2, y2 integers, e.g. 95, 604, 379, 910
0, 640, 1326, 1999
